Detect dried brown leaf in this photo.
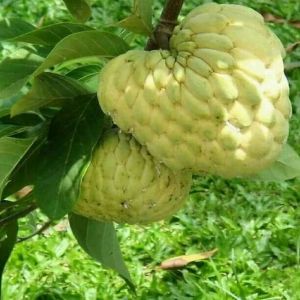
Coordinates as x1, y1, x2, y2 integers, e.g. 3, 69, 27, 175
263, 12, 300, 29
286, 41, 300, 53
160, 248, 218, 270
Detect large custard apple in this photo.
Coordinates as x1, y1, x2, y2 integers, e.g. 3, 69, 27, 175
98, 3, 291, 178
74, 129, 192, 224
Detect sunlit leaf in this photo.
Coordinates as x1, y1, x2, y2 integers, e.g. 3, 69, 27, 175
9, 23, 92, 46
34, 31, 130, 75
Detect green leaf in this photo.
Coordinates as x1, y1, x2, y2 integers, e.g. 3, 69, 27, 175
0, 220, 18, 298
83, 74, 100, 93
116, 0, 153, 36
2, 112, 43, 128
116, 15, 152, 35
34, 95, 109, 220
32, 45, 54, 59
66, 65, 101, 92
134, 0, 153, 30
69, 213, 134, 289
0, 124, 26, 138
254, 144, 300, 182
0, 18, 35, 41
0, 137, 35, 199
63, 0, 92, 23
9, 23, 92, 46
66, 65, 101, 81
34, 31, 130, 75
11, 72, 89, 116
0, 54, 43, 100
0, 96, 20, 118
2, 136, 47, 199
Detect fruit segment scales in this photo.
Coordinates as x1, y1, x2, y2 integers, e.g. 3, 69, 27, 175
74, 129, 192, 224
99, 3, 291, 178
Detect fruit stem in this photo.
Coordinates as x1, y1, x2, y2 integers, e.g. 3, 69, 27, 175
145, 0, 185, 50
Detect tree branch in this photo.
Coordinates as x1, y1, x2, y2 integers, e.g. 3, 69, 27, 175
17, 220, 52, 243
145, 0, 185, 50
0, 203, 37, 227
0, 191, 36, 227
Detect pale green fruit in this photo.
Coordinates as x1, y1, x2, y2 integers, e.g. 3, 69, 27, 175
74, 129, 192, 224
98, 3, 291, 178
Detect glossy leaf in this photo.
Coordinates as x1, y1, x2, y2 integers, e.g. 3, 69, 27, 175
9, 23, 92, 46
0, 54, 43, 99
0, 220, 18, 298
11, 72, 89, 116
0, 18, 35, 41
63, 0, 92, 23
69, 213, 134, 288
254, 144, 300, 181
0, 137, 35, 199
34, 95, 109, 220
34, 31, 130, 75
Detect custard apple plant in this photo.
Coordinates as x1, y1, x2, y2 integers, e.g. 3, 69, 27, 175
0, 0, 299, 296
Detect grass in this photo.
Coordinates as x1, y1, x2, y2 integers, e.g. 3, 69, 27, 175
1, 0, 300, 299
3, 177, 300, 299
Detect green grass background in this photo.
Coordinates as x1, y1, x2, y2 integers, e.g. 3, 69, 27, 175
1, 0, 300, 299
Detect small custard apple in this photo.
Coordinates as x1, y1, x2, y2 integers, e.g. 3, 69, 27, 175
98, 3, 291, 178
73, 129, 192, 224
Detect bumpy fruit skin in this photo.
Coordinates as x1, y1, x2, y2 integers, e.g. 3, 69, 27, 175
74, 129, 192, 224
98, 3, 291, 178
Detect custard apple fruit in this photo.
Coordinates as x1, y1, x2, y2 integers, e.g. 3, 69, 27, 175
98, 3, 291, 178
74, 129, 192, 224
